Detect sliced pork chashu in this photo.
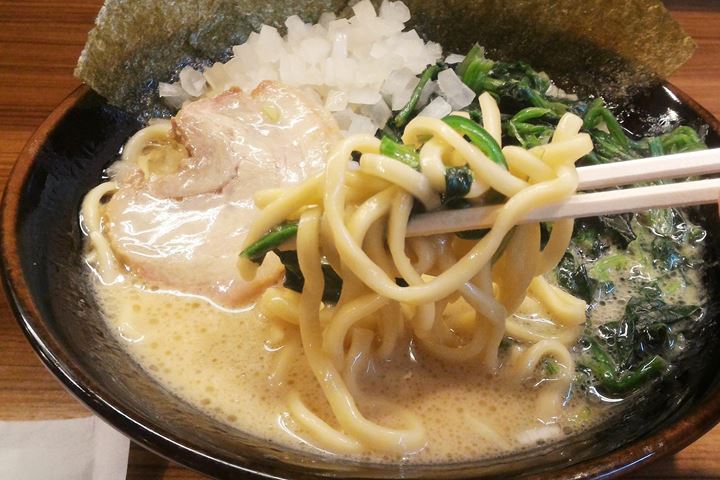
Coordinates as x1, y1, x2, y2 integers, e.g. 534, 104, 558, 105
152, 81, 339, 198
104, 81, 340, 307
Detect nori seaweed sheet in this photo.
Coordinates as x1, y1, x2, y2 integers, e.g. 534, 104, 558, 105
75, 0, 695, 118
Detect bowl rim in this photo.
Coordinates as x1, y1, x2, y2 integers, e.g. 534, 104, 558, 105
2, 83, 720, 480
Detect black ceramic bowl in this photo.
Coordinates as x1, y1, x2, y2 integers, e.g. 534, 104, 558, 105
2, 83, 720, 479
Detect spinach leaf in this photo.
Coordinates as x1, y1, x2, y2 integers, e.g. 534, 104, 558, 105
380, 135, 420, 170
557, 252, 598, 303
273, 250, 343, 304
442, 115, 507, 168
624, 289, 702, 327
636, 323, 675, 359
456, 43, 497, 93
442, 165, 473, 208
578, 336, 667, 395
583, 98, 631, 151
240, 221, 298, 262
641, 208, 686, 240
543, 358, 560, 376
598, 214, 636, 248
597, 317, 636, 369
586, 130, 637, 163
503, 107, 557, 148
651, 237, 686, 272
571, 221, 608, 259
658, 126, 706, 154
274, 249, 303, 292
590, 254, 629, 282
505, 120, 554, 148
455, 229, 488, 240
580, 281, 702, 395
393, 63, 441, 128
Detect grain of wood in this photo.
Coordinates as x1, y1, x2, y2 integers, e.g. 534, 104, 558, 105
0, 2, 717, 479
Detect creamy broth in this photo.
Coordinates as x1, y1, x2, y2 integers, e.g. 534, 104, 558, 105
95, 278, 602, 462
91, 223, 706, 462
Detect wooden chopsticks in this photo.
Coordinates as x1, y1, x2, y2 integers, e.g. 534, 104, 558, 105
576, 149, 720, 189
406, 149, 720, 238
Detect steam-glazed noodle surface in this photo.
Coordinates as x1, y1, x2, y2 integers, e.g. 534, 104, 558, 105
80, 79, 620, 459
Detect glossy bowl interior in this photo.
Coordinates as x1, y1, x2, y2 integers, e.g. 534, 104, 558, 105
3, 83, 720, 479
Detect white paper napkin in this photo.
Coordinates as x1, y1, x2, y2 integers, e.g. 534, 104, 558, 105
0, 416, 130, 480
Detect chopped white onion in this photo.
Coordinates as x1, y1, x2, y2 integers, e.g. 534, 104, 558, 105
203, 62, 231, 93
418, 97, 452, 119
348, 88, 382, 105
333, 108, 354, 130
445, 53, 466, 65
318, 12, 336, 27
325, 90, 348, 111
285, 15, 309, 45
257, 25, 284, 63
437, 68, 475, 109
418, 80, 437, 109
351, 0, 377, 21
348, 113, 378, 135
379, 0, 411, 23
178, 66, 206, 97
164, 1, 444, 134
158, 82, 191, 109
361, 99, 392, 128
279, 54, 306, 85
299, 36, 331, 65
158, 82, 182, 97
546, 83, 579, 101
381, 68, 416, 98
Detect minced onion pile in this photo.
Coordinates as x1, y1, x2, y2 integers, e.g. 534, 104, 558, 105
158, 0, 476, 135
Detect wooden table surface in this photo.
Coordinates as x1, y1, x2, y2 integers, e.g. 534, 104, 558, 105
0, 1, 719, 478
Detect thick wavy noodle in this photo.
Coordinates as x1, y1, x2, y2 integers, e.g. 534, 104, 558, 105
81, 181, 120, 284
230, 92, 593, 455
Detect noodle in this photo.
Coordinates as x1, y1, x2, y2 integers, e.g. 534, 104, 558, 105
83, 94, 591, 456
234, 102, 589, 452
81, 181, 120, 284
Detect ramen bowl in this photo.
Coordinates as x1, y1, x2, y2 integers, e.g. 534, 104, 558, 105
3, 32, 720, 480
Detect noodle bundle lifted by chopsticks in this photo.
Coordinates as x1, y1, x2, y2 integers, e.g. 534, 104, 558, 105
237, 93, 591, 454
